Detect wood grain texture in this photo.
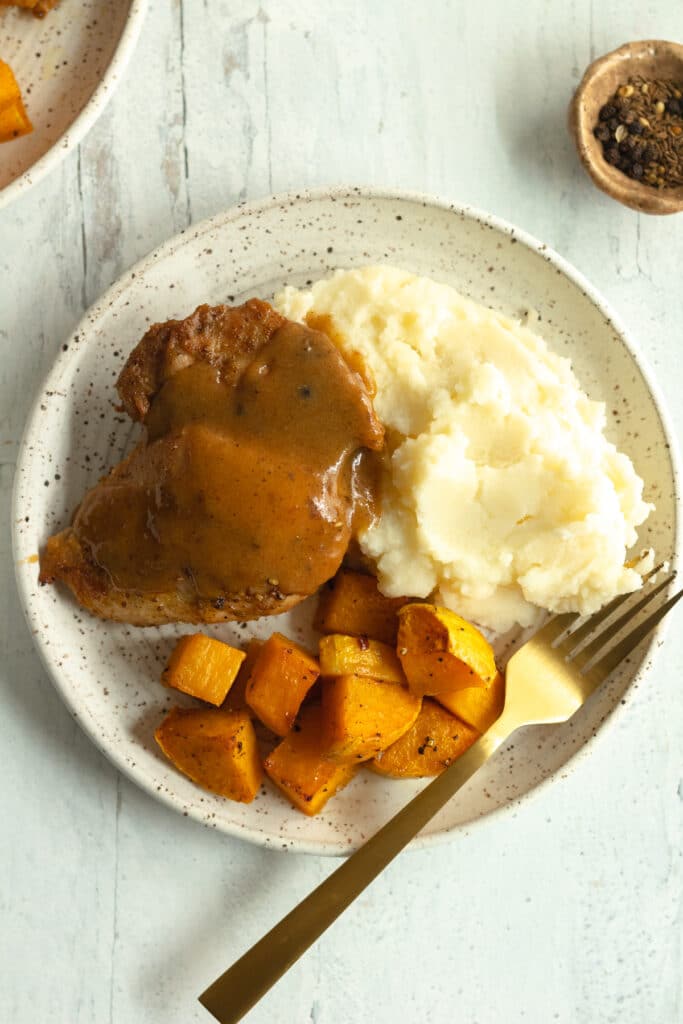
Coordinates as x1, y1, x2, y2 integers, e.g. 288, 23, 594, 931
0, 0, 682, 1022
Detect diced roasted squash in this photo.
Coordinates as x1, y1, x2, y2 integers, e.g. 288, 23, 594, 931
370, 699, 480, 778
319, 634, 405, 684
397, 603, 498, 696
0, 61, 32, 142
246, 632, 320, 736
264, 704, 357, 815
0, 0, 60, 16
155, 707, 262, 802
321, 674, 422, 763
162, 633, 246, 706
314, 569, 410, 644
222, 638, 263, 711
436, 671, 505, 733
0, 60, 21, 109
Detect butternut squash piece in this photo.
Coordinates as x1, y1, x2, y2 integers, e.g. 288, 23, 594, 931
370, 699, 480, 778
155, 707, 262, 802
314, 569, 409, 644
264, 705, 357, 816
319, 634, 405, 684
397, 603, 497, 696
0, 61, 21, 105
162, 633, 246, 706
246, 632, 320, 736
0, 61, 32, 142
222, 639, 263, 711
321, 674, 422, 763
436, 671, 505, 733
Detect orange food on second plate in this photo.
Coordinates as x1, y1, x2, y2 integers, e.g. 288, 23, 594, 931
0, 0, 60, 17
0, 60, 32, 143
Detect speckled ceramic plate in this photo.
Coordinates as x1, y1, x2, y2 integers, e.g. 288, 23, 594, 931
0, 0, 146, 209
12, 187, 680, 855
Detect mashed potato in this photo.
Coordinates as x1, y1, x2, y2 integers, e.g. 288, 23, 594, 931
275, 266, 653, 633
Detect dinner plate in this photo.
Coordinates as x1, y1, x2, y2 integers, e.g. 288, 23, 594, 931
0, 0, 146, 209
12, 187, 680, 855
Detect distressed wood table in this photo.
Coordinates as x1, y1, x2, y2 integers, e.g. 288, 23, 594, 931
1, 2, 681, 1022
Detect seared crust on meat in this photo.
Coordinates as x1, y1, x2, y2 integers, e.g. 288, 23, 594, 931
39, 528, 305, 625
117, 299, 285, 422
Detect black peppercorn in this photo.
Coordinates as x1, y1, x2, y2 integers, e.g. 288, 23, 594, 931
605, 147, 620, 165
599, 103, 618, 121
628, 121, 644, 135
631, 163, 644, 179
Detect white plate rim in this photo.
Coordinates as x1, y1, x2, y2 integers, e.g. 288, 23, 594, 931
0, 0, 148, 212
12, 184, 682, 855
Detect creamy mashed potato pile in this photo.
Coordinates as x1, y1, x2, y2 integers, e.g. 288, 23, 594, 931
275, 267, 653, 633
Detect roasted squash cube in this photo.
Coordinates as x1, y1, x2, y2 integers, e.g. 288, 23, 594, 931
314, 569, 410, 644
370, 699, 480, 778
397, 603, 497, 696
155, 707, 262, 802
162, 633, 246, 706
436, 671, 505, 733
0, 61, 32, 142
321, 674, 421, 763
319, 634, 405, 684
246, 632, 320, 736
264, 705, 357, 815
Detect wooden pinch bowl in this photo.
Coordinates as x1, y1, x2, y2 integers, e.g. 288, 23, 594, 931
570, 40, 683, 214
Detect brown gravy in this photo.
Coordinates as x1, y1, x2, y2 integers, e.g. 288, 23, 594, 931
73, 321, 384, 600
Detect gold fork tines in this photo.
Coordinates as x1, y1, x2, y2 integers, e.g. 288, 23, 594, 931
583, 584, 683, 678
565, 571, 675, 669
553, 562, 666, 653
199, 575, 681, 1024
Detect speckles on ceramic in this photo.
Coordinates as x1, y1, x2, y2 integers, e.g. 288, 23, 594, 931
11, 187, 681, 856
0, 0, 147, 208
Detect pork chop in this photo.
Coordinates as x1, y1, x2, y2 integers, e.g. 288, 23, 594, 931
39, 300, 384, 625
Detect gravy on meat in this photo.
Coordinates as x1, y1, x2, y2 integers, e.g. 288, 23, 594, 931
71, 320, 384, 602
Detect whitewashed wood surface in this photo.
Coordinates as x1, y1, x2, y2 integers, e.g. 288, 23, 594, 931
1, 1, 682, 1022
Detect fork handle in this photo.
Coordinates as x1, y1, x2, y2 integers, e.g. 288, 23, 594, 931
198, 714, 516, 1024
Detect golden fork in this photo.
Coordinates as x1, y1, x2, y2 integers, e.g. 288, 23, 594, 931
199, 570, 681, 1024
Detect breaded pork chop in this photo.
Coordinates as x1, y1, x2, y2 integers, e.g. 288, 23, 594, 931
40, 300, 383, 626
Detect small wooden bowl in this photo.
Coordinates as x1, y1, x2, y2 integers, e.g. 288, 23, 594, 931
570, 40, 683, 214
